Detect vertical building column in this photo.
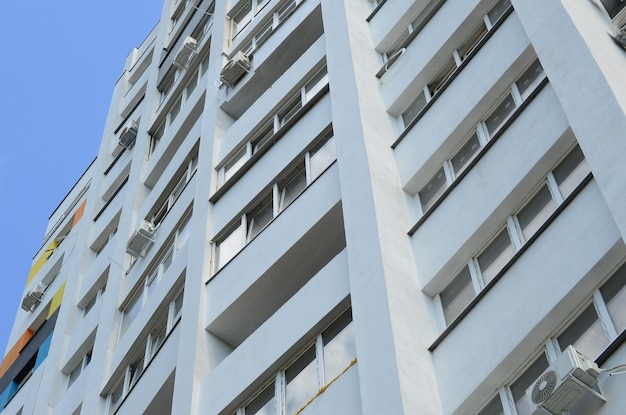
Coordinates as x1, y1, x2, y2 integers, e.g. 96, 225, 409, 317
321, 0, 441, 414
512, 0, 626, 241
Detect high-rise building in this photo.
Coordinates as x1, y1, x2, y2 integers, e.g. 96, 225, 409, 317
2, 0, 626, 414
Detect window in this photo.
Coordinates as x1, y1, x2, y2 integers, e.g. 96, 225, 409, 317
107, 289, 183, 414
83, 285, 106, 317
150, 155, 198, 226
600, 263, 626, 333
440, 266, 474, 325
235, 310, 356, 415
510, 354, 549, 415
476, 395, 504, 415
217, 67, 329, 187
415, 59, 546, 216
230, 0, 280, 40
435, 146, 590, 329
400, 0, 512, 126
67, 350, 92, 389
119, 213, 191, 339
215, 132, 336, 270
556, 304, 610, 359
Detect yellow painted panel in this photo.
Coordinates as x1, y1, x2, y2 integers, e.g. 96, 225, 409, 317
72, 199, 87, 228
25, 240, 59, 286
47, 282, 66, 319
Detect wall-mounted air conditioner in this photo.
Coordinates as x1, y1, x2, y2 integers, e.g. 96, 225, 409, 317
173, 36, 198, 69
21, 284, 45, 312
526, 346, 603, 415
220, 51, 250, 88
112, 120, 138, 157
611, 4, 626, 46
126, 220, 155, 257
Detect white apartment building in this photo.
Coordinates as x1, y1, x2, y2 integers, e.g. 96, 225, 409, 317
2, 0, 626, 414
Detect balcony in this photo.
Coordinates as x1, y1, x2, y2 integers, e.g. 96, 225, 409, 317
412, 85, 571, 293
206, 164, 344, 347
431, 181, 623, 414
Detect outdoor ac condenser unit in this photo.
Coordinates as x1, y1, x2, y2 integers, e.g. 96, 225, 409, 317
526, 346, 602, 415
174, 36, 198, 69
21, 284, 45, 311
220, 51, 250, 87
126, 220, 155, 257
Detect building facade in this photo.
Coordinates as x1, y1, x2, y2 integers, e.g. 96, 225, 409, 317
2, 0, 626, 414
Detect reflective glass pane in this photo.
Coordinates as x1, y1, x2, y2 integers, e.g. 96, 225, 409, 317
247, 199, 273, 241
245, 383, 275, 415
310, 135, 336, 180
457, 22, 488, 60
323, 311, 356, 382
418, 167, 447, 212
121, 290, 143, 336
440, 266, 475, 325
484, 93, 516, 136
511, 354, 549, 415
450, 132, 481, 175
277, 0, 297, 23
285, 346, 318, 415
280, 168, 307, 210
304, 68, 329, 102
224, 147, 248, 183
600, 263, 626, 333
278, 96, 303, 127
251, 123, 274, 154
516, 185, 557, 242
128, 353, 145, 389
218, 224, 244, 268
402, 90, 427, 127
173, 289, 184, 322
477, 395, 504, 415
177, 214, 191, 251
428, 55, 457, 96
487, 0, 511, 26
516, 59, 544, 99
109, 380, 124, 414
149, 321, 167, 359
233, 1, 253, 36
553, 146, 590, 199
558, 304, 610, 359
477, 229, 514, 285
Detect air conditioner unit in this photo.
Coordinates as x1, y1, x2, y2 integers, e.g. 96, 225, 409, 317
173, 36, 198, 69
220, 51, 251, 88
119, 120, 138, 149
126, 220, 155, 257
612, 6, 626, 46
21, 285, 45, 312
526, 346, 602, 415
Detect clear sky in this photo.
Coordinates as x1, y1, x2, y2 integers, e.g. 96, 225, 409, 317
0, 2, 162, 355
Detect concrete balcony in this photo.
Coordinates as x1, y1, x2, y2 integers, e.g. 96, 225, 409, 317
220, 1, 323, 119
202, 249, 350, 414
412, 85, 572, 295
212, 93, 332, 229
206, 164, 345, 347
431, 181, 623, 415
394, 13, 532, 193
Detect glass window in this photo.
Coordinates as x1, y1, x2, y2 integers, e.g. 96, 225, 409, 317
278, 96, 303, 127
285, 346, 318, 415
251, 122, 274, 154
121, 290, 143, 336
224, 147, 248, 183
487, 0, 511, 26
176, 214, 191, 251
169, 97, 182, 123
254, 20, 274, 51
557, 304, 610, 359
516, 59, 544, 99
309, 134, 336, 180
185, 68, 199, 98
322, 311, 356, 382
402, 90, 427, 127
304, 68, 329, 102
128, 353, 145, 390
218, 223, 244, 268
450, 132, 481, 175
510, 354, 549, 415
277, 0, 297, 23
148, 320, 167, 359
173, 289, 184, 323
516, 185, 557, 242
552, 146, 590, 199
109, 380, 124, 415
484, 93, 516, 137
477, 229, 514, 285
428, 56, 457, 96
232, 1, 253, 36
245, 383, 275, 415
477, 395, 504, 415
83, 292, 98, 316
67, 362, 82, 388
247, 198, 274, 241
418, 167, 447, 212
457, 22, 488, 60
279, 166, 307, 210
440, 266, 475, 325
600, 263, 626, 333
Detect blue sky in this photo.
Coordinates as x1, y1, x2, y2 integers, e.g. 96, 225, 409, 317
0, 2, 161, 355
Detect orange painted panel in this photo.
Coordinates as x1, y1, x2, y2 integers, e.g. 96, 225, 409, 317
72, 199, 87, 228
0, 330, 34, 378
